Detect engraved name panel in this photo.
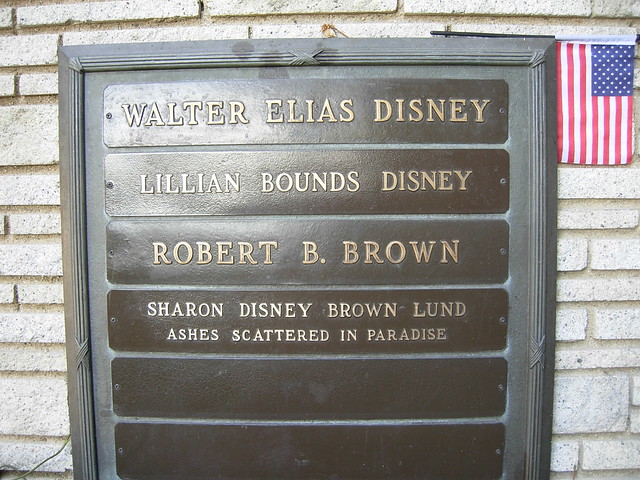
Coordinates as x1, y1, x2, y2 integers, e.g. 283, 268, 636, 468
108, 289, 508, 354
105, 149, 509, 216
104, 79, 508, 147
106, 218, 509, 285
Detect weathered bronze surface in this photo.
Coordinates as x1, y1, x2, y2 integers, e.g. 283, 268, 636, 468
115, 423, 505, 479
59, 38, 557, 480
105, 149, 509, 216
112, 357, 506, 418
104, 78, 508, 146
108, 289, 508, 353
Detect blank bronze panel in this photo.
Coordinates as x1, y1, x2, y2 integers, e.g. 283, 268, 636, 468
115, 422, 505, 480
104, 78, 508, 147
112, 357, 506, 419
104, 149, 509, 216
106, 219, 509, 285
108, 289, 508, 354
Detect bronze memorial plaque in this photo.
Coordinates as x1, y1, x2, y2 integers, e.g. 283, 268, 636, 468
59, 38, 556, 479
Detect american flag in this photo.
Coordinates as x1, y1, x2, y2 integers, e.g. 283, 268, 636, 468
556, 36, 636, 165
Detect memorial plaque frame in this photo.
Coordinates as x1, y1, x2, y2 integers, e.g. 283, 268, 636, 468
59, 38, 556, 479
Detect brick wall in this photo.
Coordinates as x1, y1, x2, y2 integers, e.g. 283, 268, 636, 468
0, 1, 638, 478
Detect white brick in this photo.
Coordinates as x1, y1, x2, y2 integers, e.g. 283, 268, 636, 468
553, 375, 628, 434
0, 244, 62, 276
20, 73, 58, 96
558, 168, 640, 199
634, 377, 640, 406
631, 409, 640, 433
17, 283, 64, 304
18, 0, 199, 26
551, 441, 579, 472
591, 239, 640, 270
9, 213, 61, 235
558, 208, 639, 230
0, 377, 69, 436
0, 284, 14, 303
0, 8, 11, 28
0, 75, 14, 97
595, 309, 640, 339
0, 439, 72, 473
592, 0, 640, 18
207, 0, 396, 16
0, 105, 59, 165
0, 215, 4, 234
557, 278, 640, 302
556, 348, 640, 369
0, 344, 66, 372
0, 312, 65, 343
406, 0, 590, 16
0, 475, 72, 480
0, 175, 60, 205
557, 238, 588, 271
0, 35, 58, 67
251, 22, 445, 39
583, 440, 640, 470
451, 23, 637, 37
62, 25, 248, 46
556, 308, 588, 342
636, 68, 640, 89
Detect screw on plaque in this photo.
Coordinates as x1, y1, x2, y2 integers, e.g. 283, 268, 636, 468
499, 107, 507, 114
500, 178, 507, 185
106, 181, 114, 189
106, 112, 113, 119
108, 250, 115, 257
500, 248, 507, 255
110, 317, 117, 324
499, 317, 507, 324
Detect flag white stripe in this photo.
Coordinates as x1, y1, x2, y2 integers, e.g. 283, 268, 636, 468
597, 96, 605, 165
621, 96, 629, 164
572, 47, 582, 163
608, 98, 617, 165
584, 44, 593, 164
560, 43, 570, 163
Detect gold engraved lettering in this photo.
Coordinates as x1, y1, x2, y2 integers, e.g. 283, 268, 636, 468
206, 101, 225, 125
147, 301, 223, 317
343, 240, 459, 264
239, 302, 312, 318
381, 170, 473, 192
265, 99, 284, 123
449, 99, 468, 122
231, 328, 329, 342
261, 171, 360, 193
167, 328, 219, 341
139, 173, 240, 194
216, 241, 234, 265
303, 241, 320, 264
152, 241, 278, 266
413, 302, 467, 318
144, 102, 165, 126
121, 101, 249, 126
327, 302, 397, 318
470, 99, 491, 122
372, 98, 491, 123
339, 99, 355, 122
229, 101, 249, 124
366, 327, 448, 342
182, 101, 203, 125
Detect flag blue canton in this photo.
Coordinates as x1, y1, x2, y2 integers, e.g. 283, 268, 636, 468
591, 44, 634, 96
